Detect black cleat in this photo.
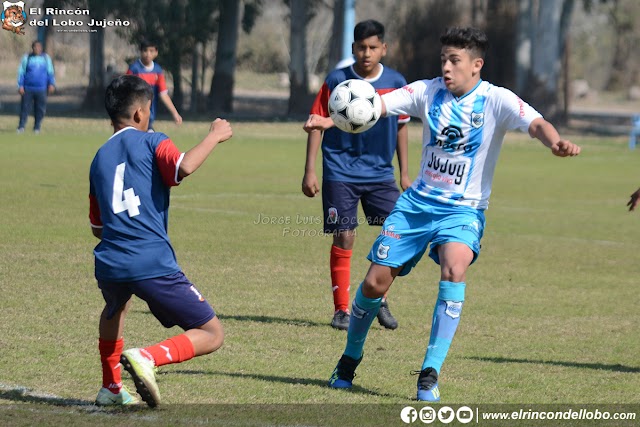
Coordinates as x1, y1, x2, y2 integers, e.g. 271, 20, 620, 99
328, 354, 363, 388
331, 310, 350, 330
415, 367, 440, 402
377, 298, 398, 330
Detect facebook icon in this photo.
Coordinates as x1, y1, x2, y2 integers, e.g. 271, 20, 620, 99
400, 406, 418, 424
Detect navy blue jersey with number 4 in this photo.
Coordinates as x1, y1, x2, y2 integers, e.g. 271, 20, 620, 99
89, 127, 184, 282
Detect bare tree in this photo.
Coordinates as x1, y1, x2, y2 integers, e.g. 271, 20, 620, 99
527, 0, 575, 120
208, 0, 241, 112
288, 0, 312, 114
83, 29, 105, 109
603, 0, 640, 90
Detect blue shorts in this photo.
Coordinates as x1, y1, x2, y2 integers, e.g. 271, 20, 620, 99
98, 271, 216, 330
367, 188, 486, 276
322, 180, 400, 233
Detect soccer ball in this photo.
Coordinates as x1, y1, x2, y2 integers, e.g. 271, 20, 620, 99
328, 79, 382, 134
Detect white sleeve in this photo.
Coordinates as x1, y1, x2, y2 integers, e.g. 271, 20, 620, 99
382, 80, 429, 119
494, 87, 542, 133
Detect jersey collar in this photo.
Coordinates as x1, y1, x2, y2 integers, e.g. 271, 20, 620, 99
138, 59, 155, 72
454, 79, 483, 101
108, 126, 137, 141
350, 63, 384, 83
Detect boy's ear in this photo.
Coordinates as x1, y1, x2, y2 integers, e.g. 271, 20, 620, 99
132, 107, 142, 124
473, 57, 484, 74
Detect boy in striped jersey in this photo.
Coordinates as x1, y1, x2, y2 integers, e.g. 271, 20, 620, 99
309, 27, 581, 401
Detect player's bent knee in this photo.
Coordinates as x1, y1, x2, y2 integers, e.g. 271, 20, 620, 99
191, 317, 224, 355
362, 276, 390, 298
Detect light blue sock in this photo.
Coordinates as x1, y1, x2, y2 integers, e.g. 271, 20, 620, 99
343, 283, 382, 360
422, 281, 466, 374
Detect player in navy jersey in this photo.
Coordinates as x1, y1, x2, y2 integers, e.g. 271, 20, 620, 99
307, 27, 581, 401
302, 20, 411, 331
127, 39, 182, 131
89, 75, 232, 407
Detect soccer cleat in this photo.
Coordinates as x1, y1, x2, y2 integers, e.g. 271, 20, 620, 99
331, 310, 350, 331
328, 354, 362, 388
415, 367, 441, 402
16, 128, 24, 134
95, 386, 139, 406
377, 298, 398, 330
120, 348, 161, 408
34, 129, 40, 135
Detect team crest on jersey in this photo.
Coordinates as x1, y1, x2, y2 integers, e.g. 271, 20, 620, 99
429, 105, 441, 119
376, 243, 390, 260
327, 207, 338, 224
2, 1, 27, 35
471, 112, 484, 128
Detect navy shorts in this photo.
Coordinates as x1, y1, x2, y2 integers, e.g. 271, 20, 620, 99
322, 180, 401, 233
98, 271, 216, 330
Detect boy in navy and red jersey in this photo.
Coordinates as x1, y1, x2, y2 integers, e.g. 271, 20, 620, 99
302, 20, 411, 331
89, 75, 232, 407
127, 39, 182, 131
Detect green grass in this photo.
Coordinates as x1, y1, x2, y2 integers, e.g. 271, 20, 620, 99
0, 116, 639, 425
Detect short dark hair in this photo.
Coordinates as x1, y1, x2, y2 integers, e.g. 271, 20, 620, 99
139, 38, 158, 51
440, 27, 488, 59
31, 40, 41, 49
354, 19, 385, 42
105, 75, 153, 123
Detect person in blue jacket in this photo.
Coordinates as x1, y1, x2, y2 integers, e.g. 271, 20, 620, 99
17, 40, 55, 134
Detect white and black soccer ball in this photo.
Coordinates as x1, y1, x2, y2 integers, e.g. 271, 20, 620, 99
328, 79, 382, 134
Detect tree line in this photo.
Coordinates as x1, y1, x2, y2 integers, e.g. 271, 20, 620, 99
39, 0, 639, 121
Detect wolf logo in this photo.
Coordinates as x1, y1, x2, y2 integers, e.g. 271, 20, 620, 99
2, 1, 26, 35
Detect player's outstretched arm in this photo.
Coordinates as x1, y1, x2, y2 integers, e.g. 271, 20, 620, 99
160, 92, 183, 125
303, 114, 334, 133
528, 118, 581, 157
627, 188, 640, 211
301, 131, 321, 197
179, 118, 232, 179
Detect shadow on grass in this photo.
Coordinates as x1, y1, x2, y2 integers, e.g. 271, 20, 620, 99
131, 310, 328, 328
467, 356, 640, 373
0, 387, 90, 407
167, 370, 405, 399
216, 313, 327, 328
0, 386, 157, 414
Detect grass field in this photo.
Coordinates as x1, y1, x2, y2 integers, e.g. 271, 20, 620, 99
0, 115, 639, 426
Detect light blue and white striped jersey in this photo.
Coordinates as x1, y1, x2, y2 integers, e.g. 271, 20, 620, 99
383, 78, 542, 209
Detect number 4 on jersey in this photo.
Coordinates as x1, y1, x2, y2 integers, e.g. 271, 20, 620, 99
112, 162, 141, 217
